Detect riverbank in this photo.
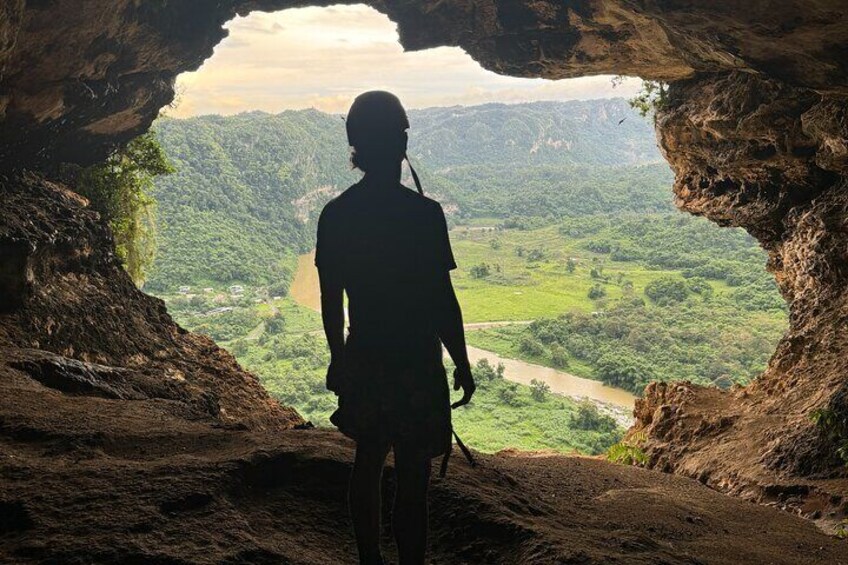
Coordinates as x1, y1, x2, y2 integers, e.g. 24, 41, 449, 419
466, 345, 635, 426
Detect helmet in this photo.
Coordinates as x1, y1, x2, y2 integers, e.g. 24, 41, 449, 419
345, 91, 410, 148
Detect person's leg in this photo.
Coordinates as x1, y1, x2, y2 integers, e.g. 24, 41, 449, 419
392, 445, 432, 565
350, 439, 391, 565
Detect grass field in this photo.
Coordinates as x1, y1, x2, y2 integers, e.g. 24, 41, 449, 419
449, 223, 731, 322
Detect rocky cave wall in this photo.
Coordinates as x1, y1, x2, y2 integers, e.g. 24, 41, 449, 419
0, 0, 847, 498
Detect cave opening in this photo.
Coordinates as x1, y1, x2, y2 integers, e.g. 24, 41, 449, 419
3, 2, 848, 560
144, 4, 788, 458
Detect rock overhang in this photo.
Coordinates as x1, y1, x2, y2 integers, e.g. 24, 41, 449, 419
0, 1, 847, 170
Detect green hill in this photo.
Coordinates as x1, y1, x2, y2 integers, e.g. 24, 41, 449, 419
409, 99, 662, 169
148, 99, 668, 290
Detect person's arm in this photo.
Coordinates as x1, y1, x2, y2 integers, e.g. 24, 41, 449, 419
434, 271, 475, 407
430, 203, 475, 407
315, 206, 346, 394
319, 267, 346, 393
436, 271, 469, 370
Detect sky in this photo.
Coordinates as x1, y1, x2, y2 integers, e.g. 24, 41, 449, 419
170, 5, 642, 117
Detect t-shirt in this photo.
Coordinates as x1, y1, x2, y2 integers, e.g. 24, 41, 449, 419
315, 181, 456, 349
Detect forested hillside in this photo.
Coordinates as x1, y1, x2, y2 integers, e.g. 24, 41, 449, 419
148, 99, 664, 290
148, 110, 356, 291
408, 100, 662, 169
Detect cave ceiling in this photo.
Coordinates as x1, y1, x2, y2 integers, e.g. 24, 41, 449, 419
0, 0, 846, 170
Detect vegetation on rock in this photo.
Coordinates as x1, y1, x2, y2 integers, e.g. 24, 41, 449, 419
76, 132, 174, 285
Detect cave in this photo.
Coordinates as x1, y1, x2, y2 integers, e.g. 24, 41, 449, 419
1, 1, 847, 563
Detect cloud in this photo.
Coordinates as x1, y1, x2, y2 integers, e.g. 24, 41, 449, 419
171, 5, 644, 118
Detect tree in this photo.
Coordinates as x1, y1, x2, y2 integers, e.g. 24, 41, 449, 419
530, 379, 550, 401
595, 353, 652, 391
550, 344, 570, 369
645, 276, 689, 305
77, 132, 174, 286
230, 340, 249, 357
519, 336, 545, 357
566, 258, 576, 273
615, 78, 669, 118
265, 313, 286, 335
473, 358, 505, 383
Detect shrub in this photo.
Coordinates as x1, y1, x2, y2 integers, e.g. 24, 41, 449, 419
606, 431, 649, 466
470, 263, 491, 278
526, 248, 545, 262
588, 284, 607, 300
530, 379, 550, 401
498, 382, 521, 406
570, 400, 617, 433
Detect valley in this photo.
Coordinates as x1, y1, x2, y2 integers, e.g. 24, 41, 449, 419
149, 98, 787, 459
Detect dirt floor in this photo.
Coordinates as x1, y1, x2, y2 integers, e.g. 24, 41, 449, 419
2, 364, 847, 565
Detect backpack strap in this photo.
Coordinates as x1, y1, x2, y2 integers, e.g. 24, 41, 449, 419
405, 154, 423, 195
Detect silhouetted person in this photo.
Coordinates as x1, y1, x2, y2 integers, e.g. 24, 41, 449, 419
316, 91, 475, 565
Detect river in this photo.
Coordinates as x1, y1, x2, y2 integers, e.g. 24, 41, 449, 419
289, 251, 636, 424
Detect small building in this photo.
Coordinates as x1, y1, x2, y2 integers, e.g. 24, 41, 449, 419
205, 307, 233, 316
178, 286, 191, 295
228, 285, 244, 295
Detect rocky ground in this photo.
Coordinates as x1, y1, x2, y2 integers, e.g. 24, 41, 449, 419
1, 174, 846, 563
2, 367, 846, 564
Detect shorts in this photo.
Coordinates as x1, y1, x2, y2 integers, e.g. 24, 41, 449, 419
330, 333, 452, 459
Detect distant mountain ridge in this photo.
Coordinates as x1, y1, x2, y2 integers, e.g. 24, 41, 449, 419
408, 99, 662, 169
148, 99, 670, 290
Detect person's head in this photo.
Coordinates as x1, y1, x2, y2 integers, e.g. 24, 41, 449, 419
346, 91, 409, 173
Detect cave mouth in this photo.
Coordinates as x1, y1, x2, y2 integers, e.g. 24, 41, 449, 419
3, 2, 847, 537
143, 4, 789, 458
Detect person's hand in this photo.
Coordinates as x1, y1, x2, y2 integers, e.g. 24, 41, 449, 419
326, 357, 346, 395
451, 364, 476, 408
